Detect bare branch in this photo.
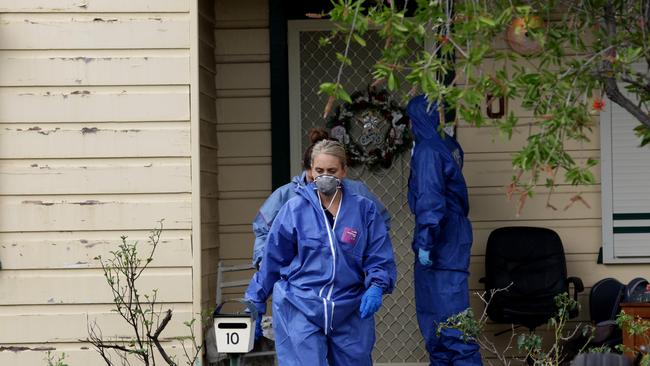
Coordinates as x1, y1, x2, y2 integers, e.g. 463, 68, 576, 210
149, 309, 177, 366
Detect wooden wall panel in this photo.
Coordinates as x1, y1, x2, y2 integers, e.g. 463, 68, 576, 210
215, 63, 270, 90
0, 13, 190, 49
218, 198, 264, 226
0, 158, 191, 195
469, 190, 600, 222
216, 97, 271, 124
0, 342, 194, 365
0, 268, 191, 305
457, 121, 599, 154
218, 165, 272, 192
0, 307, 193, 343
0, 230, 192, 270
198, 0, 219, 317
0, 123, 190, 159
215, 29, 269, 62
0, 86, 189, 123
0, 194, 192, 231
0, 50, 190, 86
217, 131, 271, 157
215, 0, 268, 28
0, 0, 190, 12
0, 2, 195, 364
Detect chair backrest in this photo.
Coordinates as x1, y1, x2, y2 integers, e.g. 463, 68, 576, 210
484, 227, 569, 328
589, 278, 625, 324
625, 277, 649, 303
485, 226, 568, 296
571, 353, 632, 366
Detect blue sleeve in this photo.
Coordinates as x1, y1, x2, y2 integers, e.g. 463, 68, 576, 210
252, 186, 289, 268
245, 203, 297, 314
347, 180, 391, 230
363, 203, 397, 294
413, 150, 446, 251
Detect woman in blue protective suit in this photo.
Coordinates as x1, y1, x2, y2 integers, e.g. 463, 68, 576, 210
251, 128, 391, 270
407, 95, 482, 366
245, 139, 397, 366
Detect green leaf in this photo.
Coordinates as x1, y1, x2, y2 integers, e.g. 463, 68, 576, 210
337, 88, 353, 103
319, 36, 332, 47
393, 22, 408, 33
388, 72, 397, 91
478, 16, 496, 27
353, 33, 366, 47
634, 124, 650, 147
515, 5, 532, 15
318, 82, 336, 95
336, 52, 352, 66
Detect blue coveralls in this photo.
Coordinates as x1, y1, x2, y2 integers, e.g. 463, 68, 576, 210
245, 181, 397, 366
407, 96, 482, 365
251, 172, 391, 268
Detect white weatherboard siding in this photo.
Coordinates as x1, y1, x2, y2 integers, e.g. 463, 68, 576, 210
0, 1, 197, 365
214, 0, 270, 306
199, 0, 219, 313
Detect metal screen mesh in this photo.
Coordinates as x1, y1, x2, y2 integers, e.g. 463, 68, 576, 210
298, 30, 428, 363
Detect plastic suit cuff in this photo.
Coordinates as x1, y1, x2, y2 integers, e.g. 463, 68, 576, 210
249, 301, 266, 316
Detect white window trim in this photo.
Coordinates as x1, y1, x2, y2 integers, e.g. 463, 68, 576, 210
600, 95, 650, 263
288, 20, 337, 176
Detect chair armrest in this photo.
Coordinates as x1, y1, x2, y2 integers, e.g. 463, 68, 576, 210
567, 276, 584, 300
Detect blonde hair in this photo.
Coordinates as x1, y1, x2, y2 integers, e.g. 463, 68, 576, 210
311, 140, 347, 168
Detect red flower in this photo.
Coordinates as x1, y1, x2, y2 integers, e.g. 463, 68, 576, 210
593, 99, 605, 111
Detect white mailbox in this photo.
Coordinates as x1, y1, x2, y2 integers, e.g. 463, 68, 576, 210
213, 299, 257, 354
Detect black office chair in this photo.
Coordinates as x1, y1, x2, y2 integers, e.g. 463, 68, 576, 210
588, 278, 625, 348
482, 227, 584, 331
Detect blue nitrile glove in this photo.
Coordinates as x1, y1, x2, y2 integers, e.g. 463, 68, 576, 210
418, 248, 432, 266
359, 285, 383, 319
254, 315, 263, 341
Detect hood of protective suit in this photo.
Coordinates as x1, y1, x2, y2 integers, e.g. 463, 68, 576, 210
407, 95, 441, 142
291, 171, 308, 189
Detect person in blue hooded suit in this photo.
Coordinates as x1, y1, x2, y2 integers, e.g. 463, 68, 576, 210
251, 128, 391, 270
407, 95, 482, 365
246, 139, 397, 366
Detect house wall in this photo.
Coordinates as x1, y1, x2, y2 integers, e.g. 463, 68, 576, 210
199, 0, 219, 314
214, 0, 270, 299
0, 1, 198, 364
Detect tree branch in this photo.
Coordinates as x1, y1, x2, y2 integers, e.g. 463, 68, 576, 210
601, 0, 650, 129
149, 309, 177, 366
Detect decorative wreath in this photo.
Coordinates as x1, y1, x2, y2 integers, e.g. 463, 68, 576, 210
326, 87, 412, 170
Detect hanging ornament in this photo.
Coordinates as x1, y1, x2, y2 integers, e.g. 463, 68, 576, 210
506, 16, 543, 55
326, 86, 411, 170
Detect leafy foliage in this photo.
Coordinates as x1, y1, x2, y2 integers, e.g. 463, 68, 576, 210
517, 293, 584, 366
616, 311, 650, 366
437, 291, 589, 365
45, 352, 69, 366
321, 0, 650, 211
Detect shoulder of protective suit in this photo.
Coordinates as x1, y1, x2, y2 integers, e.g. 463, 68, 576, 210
415, 143, 451, 163
347, 190, 379, 214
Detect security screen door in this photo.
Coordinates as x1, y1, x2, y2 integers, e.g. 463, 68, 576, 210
288, 20, 428, 363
